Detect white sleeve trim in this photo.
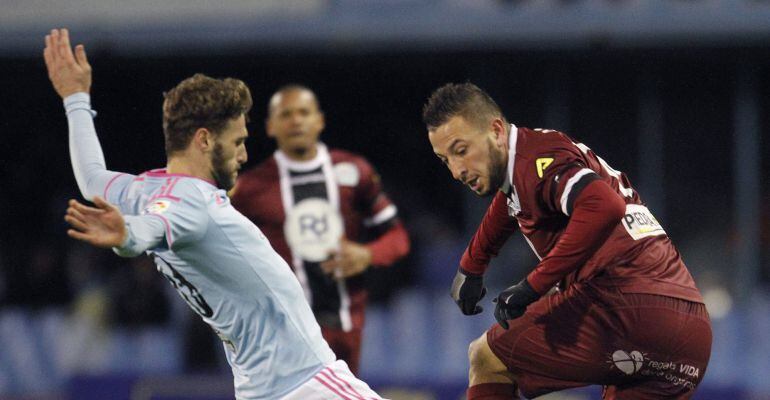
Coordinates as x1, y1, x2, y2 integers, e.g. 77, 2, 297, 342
363, 204, 397, 227
560, 168, 595, 216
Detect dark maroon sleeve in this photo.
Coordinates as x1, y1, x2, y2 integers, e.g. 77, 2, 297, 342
460, 191, 518, 275
366, 220, 410, 267
526, 179, 626, 294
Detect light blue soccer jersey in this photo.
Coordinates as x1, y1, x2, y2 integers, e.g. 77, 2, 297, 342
64, 93, 335, 399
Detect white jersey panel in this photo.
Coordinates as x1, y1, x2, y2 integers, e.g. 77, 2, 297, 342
107, 171, 336, 399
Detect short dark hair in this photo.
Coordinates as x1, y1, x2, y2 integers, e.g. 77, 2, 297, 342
162, 73, 252, 156
267, 83, 320, 116
422, 82, 505, 131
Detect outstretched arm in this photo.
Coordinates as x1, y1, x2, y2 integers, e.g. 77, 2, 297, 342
65, 196, 166, 257
44, 28, 130, 200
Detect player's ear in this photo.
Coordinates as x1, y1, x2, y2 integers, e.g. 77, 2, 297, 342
265, 118, 276, 139
491, 118, 507, 149
317, 111, 325, 132
193, 127, 214, 152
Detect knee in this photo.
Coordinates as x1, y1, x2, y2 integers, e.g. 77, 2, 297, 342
468, 334, 512, 385
468, 335, 488, 368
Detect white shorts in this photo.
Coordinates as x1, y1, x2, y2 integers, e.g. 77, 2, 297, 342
282, 360, 384, 400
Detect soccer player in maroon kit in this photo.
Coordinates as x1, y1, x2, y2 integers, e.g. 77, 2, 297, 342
231, 85, 410, 374
424, 83, 711, 399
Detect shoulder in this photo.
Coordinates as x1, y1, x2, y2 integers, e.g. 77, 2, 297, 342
235, 157, 278, 191
241, 156, 278, 180
170, 178, 214, 207
330, 148, 375, 173
514, 128, 585, 189
517, 127, 578, 158
330, 148, 376, 186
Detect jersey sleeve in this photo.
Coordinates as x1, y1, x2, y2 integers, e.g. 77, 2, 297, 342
114, 180, 209, 256
526, 179, 626, 294
460, 191, 518, 275
353, 157, 410, 266
356, 158, 398, 228
534, 143, 602, 217
524, 135, 626, 294
65, 93, 135, 202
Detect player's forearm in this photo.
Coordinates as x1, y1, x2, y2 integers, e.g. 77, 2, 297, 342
527, 180, 626, 294
65, 92, 120, 200
366, 220, 410, 267
113, 214, 166, 257
460, 191, 517, 274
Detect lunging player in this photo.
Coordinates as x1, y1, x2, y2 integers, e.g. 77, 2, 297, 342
45, 28, 383, 399
424, 83, 711, 399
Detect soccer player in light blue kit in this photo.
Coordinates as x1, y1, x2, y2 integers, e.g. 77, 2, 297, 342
44, 28, 384, 400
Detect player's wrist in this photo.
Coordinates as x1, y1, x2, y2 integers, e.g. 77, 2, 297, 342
516, 278, 540, 304
63, 92, 96, 117
458, 266, 483, 278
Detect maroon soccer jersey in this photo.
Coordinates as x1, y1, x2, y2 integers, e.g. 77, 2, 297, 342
461, 126, 703, 303
231, 144, 409, 333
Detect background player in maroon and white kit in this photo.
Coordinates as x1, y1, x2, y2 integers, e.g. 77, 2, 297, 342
231, 85, 410, 374
423, 83, 712, 399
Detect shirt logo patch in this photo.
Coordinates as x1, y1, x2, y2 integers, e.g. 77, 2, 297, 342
621, 204, 666, 240
536, 157, 554, 178
144, 200, 170, 215
333, 162, 360, 186
284, 198, 344, 262
611, 350, 644, 375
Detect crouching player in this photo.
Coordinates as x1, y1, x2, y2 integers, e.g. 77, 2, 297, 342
424, 83, 712, 399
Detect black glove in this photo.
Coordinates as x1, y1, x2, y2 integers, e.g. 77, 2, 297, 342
493, 279, 540, 329
450, 268, 487, 315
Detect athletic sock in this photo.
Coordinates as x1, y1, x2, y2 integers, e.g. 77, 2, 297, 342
466, 383, 518, 400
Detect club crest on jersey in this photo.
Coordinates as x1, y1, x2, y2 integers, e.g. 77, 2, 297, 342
284, 198, 344, 262
144, 200, 170, 215
536, 157, 554, 178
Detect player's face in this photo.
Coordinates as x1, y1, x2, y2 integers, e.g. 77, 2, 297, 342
211, 114, 248, 190
266, 90, 324, 155
429, 115, 508, 197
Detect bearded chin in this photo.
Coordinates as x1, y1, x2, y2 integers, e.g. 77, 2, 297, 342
211, 143, 235, 191
482, 141, 506, 196
212, 169, 235, 191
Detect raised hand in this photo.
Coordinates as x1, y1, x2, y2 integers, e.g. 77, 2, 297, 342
65, 196, 127, 248
43, 28, 92, 99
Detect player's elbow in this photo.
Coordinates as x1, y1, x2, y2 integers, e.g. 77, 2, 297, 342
393, 223, 411, 259
78, 183, 97, 201
603, 189, 627, 224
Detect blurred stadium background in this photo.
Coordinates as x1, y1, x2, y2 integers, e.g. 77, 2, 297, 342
1, 0, 770, 399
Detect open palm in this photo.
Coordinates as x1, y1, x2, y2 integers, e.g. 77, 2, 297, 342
43, 28, 92, 99
65, 196, 127, 248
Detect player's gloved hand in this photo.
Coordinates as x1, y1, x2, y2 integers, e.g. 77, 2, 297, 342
450, 268, 487, 315
493, 279, 540, 329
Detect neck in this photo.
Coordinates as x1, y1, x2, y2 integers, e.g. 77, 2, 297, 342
283, 143, 319, 162
166, 155, 212, 181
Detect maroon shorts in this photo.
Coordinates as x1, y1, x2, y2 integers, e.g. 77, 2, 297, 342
322, 326, 363, 375
486, 283, 712, 399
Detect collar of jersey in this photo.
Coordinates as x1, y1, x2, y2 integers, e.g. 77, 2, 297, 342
274, 143, 330, 172
145, 168, 217, 187
501, 124, 518, 197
